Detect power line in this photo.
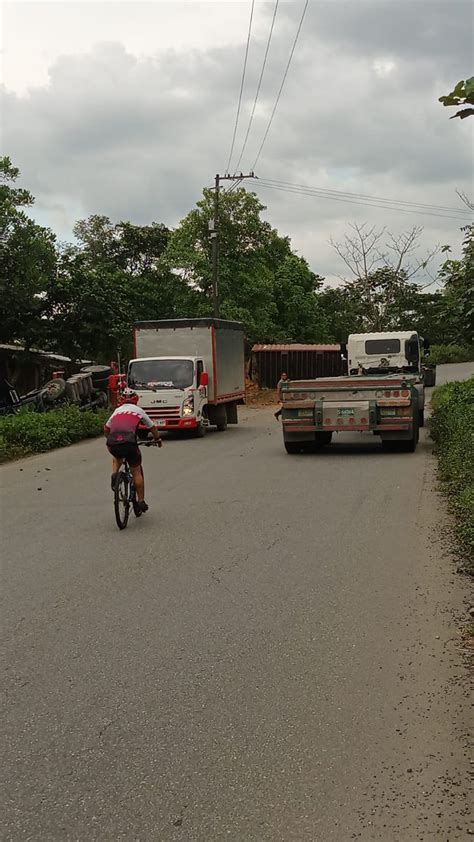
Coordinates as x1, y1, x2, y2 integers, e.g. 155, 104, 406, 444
233, 0, 280, 174
254, 180, 471, 221
251, 0, 309, 171
225, 0, 255, 175
256, 180, 471, 220
259, 177, 473, 216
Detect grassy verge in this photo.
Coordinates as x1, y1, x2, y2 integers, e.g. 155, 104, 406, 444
430, 376, 474, 570
0, 405, 110, 462
427, 344, 473, 365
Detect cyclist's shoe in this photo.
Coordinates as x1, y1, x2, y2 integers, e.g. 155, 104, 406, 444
111, 472, 118, 490
137, 500, 149, 513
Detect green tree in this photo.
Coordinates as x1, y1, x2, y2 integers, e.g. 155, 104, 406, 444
437, 225, 474, 345
317, 286, 364, 343
47, 216, 198, 361
272, 254, 330, 342
0, 156, 57, 349
439, 77, 474, 119
167, 187, 330, 343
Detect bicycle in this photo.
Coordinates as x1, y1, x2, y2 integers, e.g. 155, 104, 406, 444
113, 440, 156, 530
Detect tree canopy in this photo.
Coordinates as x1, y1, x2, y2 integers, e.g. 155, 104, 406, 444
1, 159, 472, 362
0, 156, 57, 350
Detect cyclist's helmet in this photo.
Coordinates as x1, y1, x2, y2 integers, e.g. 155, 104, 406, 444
122, 387, 139, 405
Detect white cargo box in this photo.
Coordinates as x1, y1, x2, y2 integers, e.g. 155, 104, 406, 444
133, 318, 245, 404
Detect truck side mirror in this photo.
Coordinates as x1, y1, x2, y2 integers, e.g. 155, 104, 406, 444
406, 339, 419, 364
199, 371, 209, 387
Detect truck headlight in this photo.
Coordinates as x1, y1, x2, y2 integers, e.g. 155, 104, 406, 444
182, 395, 194, 416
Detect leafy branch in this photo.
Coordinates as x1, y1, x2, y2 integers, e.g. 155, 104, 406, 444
439, 77, 474, 120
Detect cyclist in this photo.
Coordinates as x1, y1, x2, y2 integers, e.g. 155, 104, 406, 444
104, 388, 162, 513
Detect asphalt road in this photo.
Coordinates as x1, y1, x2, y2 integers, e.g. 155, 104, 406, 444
1, 363, 472, 841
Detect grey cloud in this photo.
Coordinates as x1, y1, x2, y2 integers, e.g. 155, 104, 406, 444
278, 0, 472, 71
1, 1, 472, 281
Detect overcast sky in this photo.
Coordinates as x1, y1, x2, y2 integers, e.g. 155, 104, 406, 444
1, 0, 473, 284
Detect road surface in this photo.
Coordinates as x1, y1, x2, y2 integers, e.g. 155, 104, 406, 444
1, 363, 472, 840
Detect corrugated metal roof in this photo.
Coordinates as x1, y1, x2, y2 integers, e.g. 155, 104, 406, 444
251, 343, 341, 352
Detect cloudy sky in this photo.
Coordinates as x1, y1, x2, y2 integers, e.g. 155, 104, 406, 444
1, 0, 472, 283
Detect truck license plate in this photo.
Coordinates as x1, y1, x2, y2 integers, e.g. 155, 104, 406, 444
337, 407, 355, 417
156, 419, 166, 426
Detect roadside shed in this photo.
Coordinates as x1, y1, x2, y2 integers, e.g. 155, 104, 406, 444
249, 343, 344, 388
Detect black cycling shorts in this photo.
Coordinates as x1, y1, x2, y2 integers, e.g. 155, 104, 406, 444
107, 442, 142, 467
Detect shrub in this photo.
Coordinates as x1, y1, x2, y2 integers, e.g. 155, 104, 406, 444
0, 405, 110, 460
430, 377, 474, 565
427, 344, 473, 365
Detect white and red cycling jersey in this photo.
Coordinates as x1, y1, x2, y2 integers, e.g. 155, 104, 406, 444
105, 403, 154, 445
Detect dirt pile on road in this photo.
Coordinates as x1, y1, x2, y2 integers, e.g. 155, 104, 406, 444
245, 380, 277, 407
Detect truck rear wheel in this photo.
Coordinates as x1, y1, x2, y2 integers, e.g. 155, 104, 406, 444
284, 441, 305, 454
418, 409, 424, 428
213, 405, 228, 431
226, 402, 238, 424
383, 416, 419, 453
401, 418, 419, 452
314, 432, 332, 448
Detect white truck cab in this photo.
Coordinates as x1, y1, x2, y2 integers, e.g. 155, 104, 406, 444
128, 355, 206, 432
128, 319, 245, 437
347, 331, 426, 426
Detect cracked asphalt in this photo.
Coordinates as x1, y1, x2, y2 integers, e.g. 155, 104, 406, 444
1, 363, 473, 840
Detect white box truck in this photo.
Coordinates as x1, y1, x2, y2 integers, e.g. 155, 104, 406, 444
128, 318, 245, 436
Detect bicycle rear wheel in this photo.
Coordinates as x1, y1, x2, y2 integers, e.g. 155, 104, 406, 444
114, 472, 130, 529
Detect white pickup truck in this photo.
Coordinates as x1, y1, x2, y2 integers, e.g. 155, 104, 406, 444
128, 318, 245, 437
346, 331, 428, 427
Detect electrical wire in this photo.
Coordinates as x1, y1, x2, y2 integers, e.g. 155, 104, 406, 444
253, 180, 471, 221
258, 177, 473, 216
225, 0, 255, 175
225, 178, 244, 194
251, 0, 309, 171
232, 0, 280, 174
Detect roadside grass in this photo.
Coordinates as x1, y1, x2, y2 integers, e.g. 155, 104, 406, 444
430, 376, 474, 573
0, 405, 109, 462
427, 344, 473, 365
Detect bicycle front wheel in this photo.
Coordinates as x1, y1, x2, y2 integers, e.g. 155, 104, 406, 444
114, 473, 130, 529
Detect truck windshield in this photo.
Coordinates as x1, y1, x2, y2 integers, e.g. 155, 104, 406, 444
365, 339, 401, 355
129, 359, 194, 390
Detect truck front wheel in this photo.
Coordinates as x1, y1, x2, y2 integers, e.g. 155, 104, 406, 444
193, 420, 206, 437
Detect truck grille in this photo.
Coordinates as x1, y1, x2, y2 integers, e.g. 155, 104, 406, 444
145, 406, 181, 422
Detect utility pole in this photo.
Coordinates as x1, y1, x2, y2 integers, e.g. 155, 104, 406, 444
209, 172, 255, 318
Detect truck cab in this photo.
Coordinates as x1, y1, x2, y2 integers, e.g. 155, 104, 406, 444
347, 331, 427, 426
127, 355, 207, 432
